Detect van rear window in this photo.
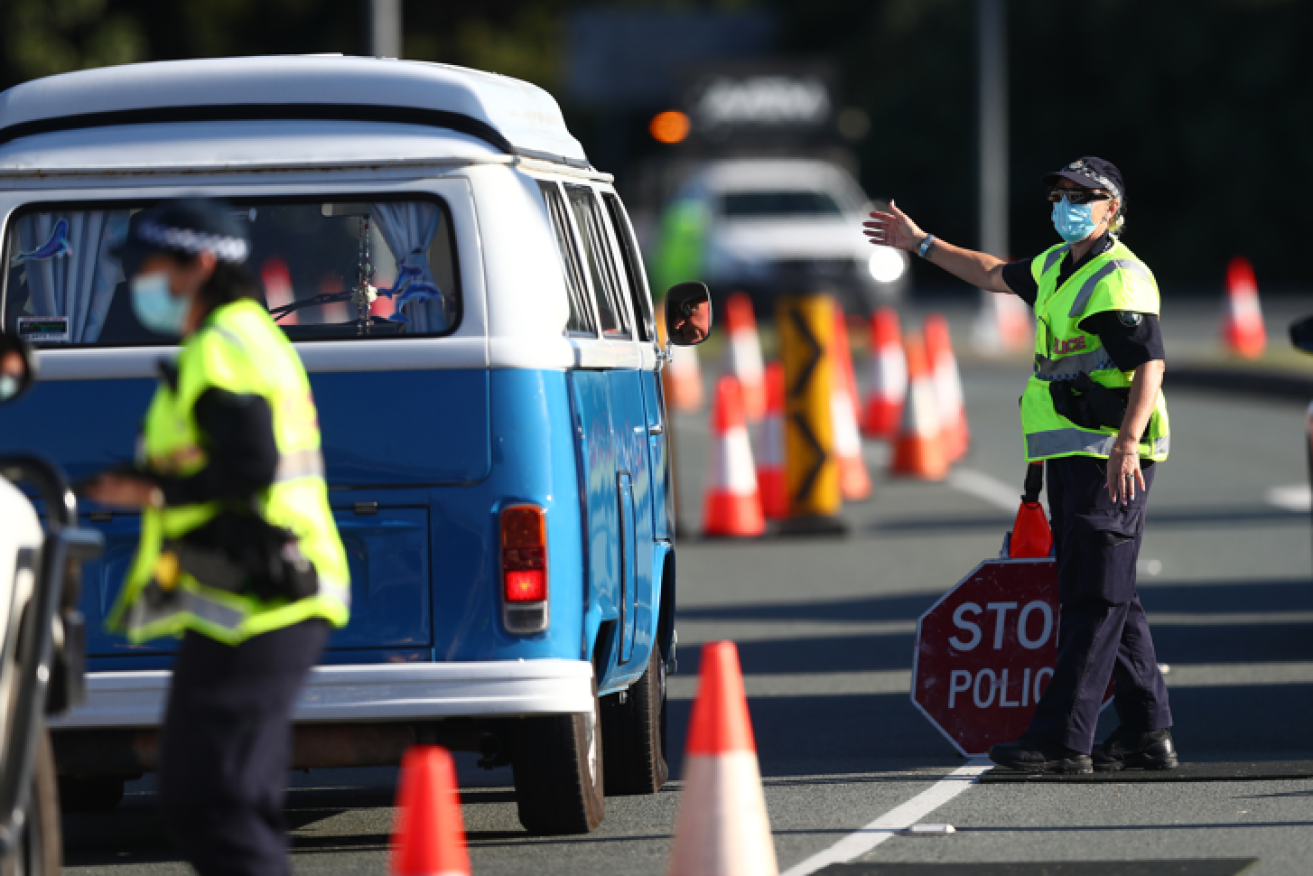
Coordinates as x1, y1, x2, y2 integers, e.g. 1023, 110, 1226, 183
1, 197, 460, 346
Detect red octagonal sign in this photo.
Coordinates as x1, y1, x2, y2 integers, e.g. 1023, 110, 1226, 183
911, 558, 1111, 757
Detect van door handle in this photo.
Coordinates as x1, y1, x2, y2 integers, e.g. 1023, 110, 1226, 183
648, 423, 664, 436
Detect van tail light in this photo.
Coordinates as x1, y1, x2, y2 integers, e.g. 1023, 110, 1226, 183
501, 505, 549, 633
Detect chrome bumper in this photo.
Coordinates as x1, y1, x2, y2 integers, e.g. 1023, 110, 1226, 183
49, 659, 596, 728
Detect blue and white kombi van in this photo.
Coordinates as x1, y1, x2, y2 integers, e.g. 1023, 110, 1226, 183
0, 56, 709, 835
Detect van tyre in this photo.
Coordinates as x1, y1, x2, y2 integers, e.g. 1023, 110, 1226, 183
2, 728, 61, 876
601, 642, 669, 795
510, 680, 604, 835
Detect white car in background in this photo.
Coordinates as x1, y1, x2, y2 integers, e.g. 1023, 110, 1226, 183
679, 158, 907, 316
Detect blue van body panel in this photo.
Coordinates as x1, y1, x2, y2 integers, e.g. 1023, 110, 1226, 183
1, 364, 667, 696
0, 378, 157, 482
315, 370, 491, 487
639, 371, 671, 541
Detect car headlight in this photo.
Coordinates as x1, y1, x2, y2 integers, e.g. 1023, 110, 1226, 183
867, 247, 906, 283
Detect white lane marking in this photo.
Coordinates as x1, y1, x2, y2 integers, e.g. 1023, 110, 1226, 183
780, 758, 992, 875
1266, 484, 1312, 513
948, 467, 1042, 513
1163, 661, 1313, 687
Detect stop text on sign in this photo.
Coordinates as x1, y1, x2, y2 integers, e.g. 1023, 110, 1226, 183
948, 600, 1054, 651
945, 599, 1056, 709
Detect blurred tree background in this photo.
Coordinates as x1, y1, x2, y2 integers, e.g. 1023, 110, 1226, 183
1, 0, 1309, 292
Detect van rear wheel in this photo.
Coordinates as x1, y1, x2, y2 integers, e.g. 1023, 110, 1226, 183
510, 681, 604, 835
601, 642, 669, 795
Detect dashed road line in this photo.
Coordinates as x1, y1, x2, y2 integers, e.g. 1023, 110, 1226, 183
779, 758, 992, 875
1265, 484, 1311, 513
948, 467, 1036, 513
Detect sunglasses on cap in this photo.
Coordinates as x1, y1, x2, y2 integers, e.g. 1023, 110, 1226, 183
1047, 187, 1112, 205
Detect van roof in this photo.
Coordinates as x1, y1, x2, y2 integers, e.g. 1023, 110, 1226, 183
0, 55, 590, 169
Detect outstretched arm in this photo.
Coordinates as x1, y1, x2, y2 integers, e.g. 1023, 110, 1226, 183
864, 201, 1012, 294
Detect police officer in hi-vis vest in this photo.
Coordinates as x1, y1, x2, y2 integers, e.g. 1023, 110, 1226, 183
86, 199, 350, 874
864, 157, 1176, 775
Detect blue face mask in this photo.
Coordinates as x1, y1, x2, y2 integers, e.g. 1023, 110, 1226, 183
0, 374, 18, 401
131, 272, 189, 336
1051, 198, 1099, 243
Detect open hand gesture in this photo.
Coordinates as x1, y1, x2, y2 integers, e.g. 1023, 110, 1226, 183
863, 200, 925, 253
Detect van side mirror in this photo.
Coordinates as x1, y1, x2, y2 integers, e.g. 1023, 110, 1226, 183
664, 282, 713, 346
0, 331, 36, 404
1290, 314, 1313, 355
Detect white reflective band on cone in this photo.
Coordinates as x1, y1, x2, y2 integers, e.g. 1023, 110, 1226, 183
879, 348, 908, 398
905, 380, 942, 439
667, 751, 778, 876
830, 390, 861, 456
713, 428, 759, 494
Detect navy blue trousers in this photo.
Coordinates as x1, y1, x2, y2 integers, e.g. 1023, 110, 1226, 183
159, 620, 328, 876
1026, 455, 1172, 752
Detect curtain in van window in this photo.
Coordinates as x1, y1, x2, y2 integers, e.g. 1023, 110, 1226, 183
17, 211, 130, 343
371, 203, 447, 333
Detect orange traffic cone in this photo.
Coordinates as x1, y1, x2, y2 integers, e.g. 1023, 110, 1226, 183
860, 307, 906, 438
756, 362, 788, 521
666, 641, 778, 876
972, 289, 1032, 354
724, 292, 766, 421
889, 334, 949, 480
261, 257, 299, 325
923, 314, 970, 462
658, 316, 706, 413
1222, 256, 1266, 359
703, 377, 766, 537
391, 747, 470, 876
831, 311, 872, 502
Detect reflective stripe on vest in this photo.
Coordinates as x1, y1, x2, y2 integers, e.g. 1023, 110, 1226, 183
275, 447, 326, 483
1041, 244, 1070, 274
1066, 259, 1155, 318
1027, 429, 1170, 460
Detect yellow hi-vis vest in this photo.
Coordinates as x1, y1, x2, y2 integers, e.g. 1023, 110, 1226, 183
1020, 240, 1170, 463
107, 299, 350, 644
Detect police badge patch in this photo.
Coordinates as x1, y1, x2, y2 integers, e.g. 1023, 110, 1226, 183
1117, 311, 1143, 327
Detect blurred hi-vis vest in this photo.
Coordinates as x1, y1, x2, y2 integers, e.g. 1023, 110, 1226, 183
1019, 240, 1170, 463
107, 299, 350, 644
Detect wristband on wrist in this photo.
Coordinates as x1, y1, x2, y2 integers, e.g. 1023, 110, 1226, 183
918, 234, 937, 259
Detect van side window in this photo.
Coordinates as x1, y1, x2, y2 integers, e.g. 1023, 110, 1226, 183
539, 181, 597, 336
601, 193, 654, 343
1, 198, 461, 346
565, 185, 631, 339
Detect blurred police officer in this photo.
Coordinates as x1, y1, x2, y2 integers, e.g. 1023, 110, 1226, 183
865, 157, 1177, 774
87, 199, 350, 874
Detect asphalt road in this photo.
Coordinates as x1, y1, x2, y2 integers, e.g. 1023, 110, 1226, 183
61, 333, 1313, 875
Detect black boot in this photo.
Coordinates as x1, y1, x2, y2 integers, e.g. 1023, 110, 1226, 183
1092, 727, 1178, 772
988, 735, 1092, 774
